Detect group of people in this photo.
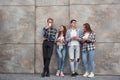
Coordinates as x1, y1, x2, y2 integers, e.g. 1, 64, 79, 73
41, 18, 96, 78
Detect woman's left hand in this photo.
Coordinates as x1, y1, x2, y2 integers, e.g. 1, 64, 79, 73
82, 38, 88, 42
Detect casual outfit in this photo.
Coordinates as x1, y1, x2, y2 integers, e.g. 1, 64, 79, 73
82, 32, 96, 77
65, 28, 82, 76
55, 33, 66, 77
42, 27, 57, 77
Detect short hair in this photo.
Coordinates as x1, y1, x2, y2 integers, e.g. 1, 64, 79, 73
47, 18, 54, 22
70, 19, 77, 23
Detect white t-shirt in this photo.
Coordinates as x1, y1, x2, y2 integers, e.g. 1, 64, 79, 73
70, 29, 79, 46
57, 36, 65, 45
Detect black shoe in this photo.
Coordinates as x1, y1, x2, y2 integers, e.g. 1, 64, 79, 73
46, 72, 50, 77
41, 72, 46, 77
71, 73, 76, 77
75, 72, 79, 76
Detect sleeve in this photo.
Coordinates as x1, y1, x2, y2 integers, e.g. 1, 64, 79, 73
65, 30, 71, 43
78, 29, 83, 42
51, 29, 57, 41
42, 27, 47, 37
55, 33, 58, 39
55, 33, 58, 42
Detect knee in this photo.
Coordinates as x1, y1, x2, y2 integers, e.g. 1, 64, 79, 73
70, 59, 75, 62
59, 57, 62, 60
82, 58, 87, 64
47, 58, 50, 60
61, 57, 65, 61
82, 56, 86, 61
76, 58, 80, 62
89, 60, 94, 65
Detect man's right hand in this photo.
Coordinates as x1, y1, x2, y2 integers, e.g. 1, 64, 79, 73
46, 26, 50, 29
71, 36, 79, 41
46, 23, 52, 29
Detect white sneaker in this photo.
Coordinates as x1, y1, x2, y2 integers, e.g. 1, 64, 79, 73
60, 72, 64, 77
56, 70, 60, 76
88, 72, 94, 78
83, 72, 89, 77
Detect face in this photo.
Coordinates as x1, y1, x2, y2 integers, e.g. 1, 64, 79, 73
47, 19, 53, 27
59, 26, 64, 32
83, 25, 87, 32
71, 21, 76, 28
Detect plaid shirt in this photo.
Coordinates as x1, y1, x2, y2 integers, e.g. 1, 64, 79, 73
82, 32, 96, 52
43, 27, 57, 41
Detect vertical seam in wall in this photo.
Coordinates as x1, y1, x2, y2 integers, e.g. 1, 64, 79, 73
34, 0, 36, 73
68, 0, 70, 26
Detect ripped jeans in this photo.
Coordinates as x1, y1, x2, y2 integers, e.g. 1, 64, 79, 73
68, 46, 80, 72
56, 45, 66, 72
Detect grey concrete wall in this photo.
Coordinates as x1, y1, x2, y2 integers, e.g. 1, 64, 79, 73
0, 0, 120, 75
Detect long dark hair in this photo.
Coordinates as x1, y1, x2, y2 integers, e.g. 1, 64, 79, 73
83, 23, 93, 33
58, 25, 67, 38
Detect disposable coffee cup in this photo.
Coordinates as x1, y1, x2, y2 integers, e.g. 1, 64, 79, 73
48, 23, 52, 27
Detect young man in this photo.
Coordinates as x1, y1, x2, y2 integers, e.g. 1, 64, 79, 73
66, 19, 82, 77
41, 18, 57, 77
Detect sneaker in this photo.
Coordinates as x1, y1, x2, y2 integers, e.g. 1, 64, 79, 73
83, 72, 89, 77
75, 72, 79, 76
60, 72, 64, 77
56, 70, 60, 76
88, 72, 94, 78
71, 73, 76, 77
41, 72, 46, 77
46, 72, 50, 77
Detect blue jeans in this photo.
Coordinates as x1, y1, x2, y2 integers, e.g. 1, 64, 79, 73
82, 50, 95, 72
68, 46, 80, 72
56, 45, 66, 72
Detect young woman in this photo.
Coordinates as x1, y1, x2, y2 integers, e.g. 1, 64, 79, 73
55, 25, 67, 77
82, 23, 96, 78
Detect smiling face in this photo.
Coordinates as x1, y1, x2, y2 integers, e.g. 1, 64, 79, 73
48, 19, 53, 27
70, 20, 77, 29
83, 23, 92, 33
59, 26, 64, 32
83, 25, 87, 32
57, 25, 66, 38
47, 18, 54, 28
71, 21, 76, 28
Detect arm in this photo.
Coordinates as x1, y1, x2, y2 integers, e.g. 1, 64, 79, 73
78, 29, 83, 42
42, 27, 47, 37
42, 24, 52, 37
65, 30, 71, 43
42, 27, 48, 41
55, 33, 60, 42
51, 29, 57, 41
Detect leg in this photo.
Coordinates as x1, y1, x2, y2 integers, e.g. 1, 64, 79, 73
75, 46, 80, 71
61, 46, 66, 72
45, 42, 54, 75
42, 41, 48, 72
88, 50, 95, 72
56, 46, 62, 71
82, 51, 88, 72
68, 46, 75, 73
42, 41, 47, 77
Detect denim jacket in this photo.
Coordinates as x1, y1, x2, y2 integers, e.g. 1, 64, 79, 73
65, 28, 82, 46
